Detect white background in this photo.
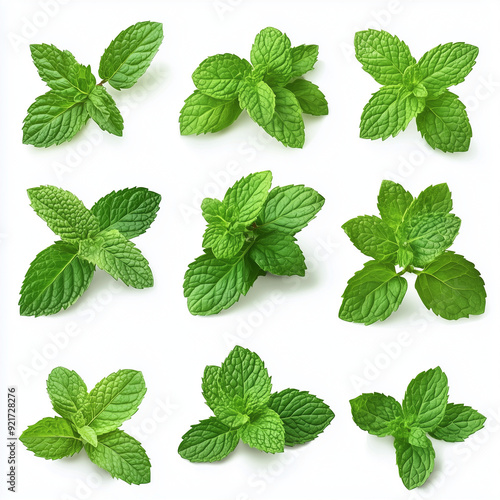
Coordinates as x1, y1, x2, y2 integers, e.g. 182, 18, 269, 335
1, 0, 500, 499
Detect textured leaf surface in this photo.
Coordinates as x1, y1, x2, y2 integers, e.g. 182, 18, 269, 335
99, 21, 163, 90
339, 261, 407, 325
394, 437, 435, 490
19, 241, 94, 317
90, 187, 161, 239
377, 180, 414, 230
285, 78, 328, 116
354, 30, 415, 85
203, 223, 246, 260
202, 366, 224, 412
85, 86, 123, 136
85, 430, 150, 484
178, 417, 239, 463
238, 408, 284, 453
350, 393, 403, 437
269, 389, 334, 445
180, 91, 242, 135
78, 425, 98, 447
23, 91, 89, 147
256, 184, 324, 235
415, 252, 486, 320
429, 403, 486, 442
88, 369, 146, 435
405, 183, 452, 219
238, 80, 275, 125
290, 44, 319, 78
79, 230, 153, 288
403, 367, 448, 432
416, 91, 472, 152
20, 417, 82, 460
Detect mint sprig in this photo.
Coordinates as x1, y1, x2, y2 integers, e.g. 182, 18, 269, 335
20, 367, 150, 485
19, 186, 160, 316
350, 367, 486, 489
355, 30, 478, 152
23, 21, 163, 147
183, 171, 324, 315
178, 346, 334, 462
180, 27, 328, 148
339, 181, 486, 324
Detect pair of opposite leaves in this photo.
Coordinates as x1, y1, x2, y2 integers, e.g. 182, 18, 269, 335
24, 24, 477, 152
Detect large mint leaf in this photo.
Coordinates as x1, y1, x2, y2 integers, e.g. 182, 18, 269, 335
394, 437, 435, 490
285, 78, 328, 116
289, 44, 319, 78
429, 403, 486, 442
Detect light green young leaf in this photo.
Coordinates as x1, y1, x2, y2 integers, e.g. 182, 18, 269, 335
99, 21, 163, 90
20, 417, 82, 460
269, 389, 334, 445
403, 367, 448, 432
415, 251, 486, 320
77, 425, 98, 447
19, 241, 95, 317
339, 261, 408, 325
238, 80, 275, 126
90, 187, 161, 239
85, 429, 150, 484
394, 437, 435, 490
416, 90, 472, 153
79, 230, 153, 289
354, 30, 415, 85
178, 417, 239, 463
342, 215, 398, 263
290, 44, 319, 78
377, 180, 414, 230
202, 366, 224, 412
193, 53, 252, 99
23, 91, 90, 147
256, 184, 325, 235
350, 392, 403, 437
405, 183, 452, 218
88, 369, 146, 435
238, 407, 285, 453
249, 233, 306, 276
203, 223, 246, 260
261, 86, 305, 148
180, 90, 242, 135
285, 78, 328, 116
85, 86, 123, 136
429, 403, 486, 442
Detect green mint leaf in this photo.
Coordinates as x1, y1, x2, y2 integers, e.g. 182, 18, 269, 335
90, 187, 161, 239
223, 171, 272, 225
79, 230, 153, 289
416, 90, 472, 153
77, 425, 98, 447
261, 86, 305, 148
178, 417, 239, 463
360, 86, 424, 140
203, 223, 246, 260
220, 346, 272, 412
87, 370, 146, 435
85, 430, 150, 484
342, 215, 398, 263
20, 417, 82, 460
238, 407, 285, 453
285, 78, 328, 116
354, 30, 415, 85
192, 53, 251, 99
408, 427, 428, 447
179, 90, 242, 135
339, 261, 408, 325
184, 249, 263, 316
397, 213, 461, 268
256, 184, 325, 235
99, 21, 163, 90
19, 241, 94, 317
28, 185, 99, 242
402, 367, 448, 432
417, 42, 479, 97
249, 233, 306, 276
250, 27, 292, 86
377, 180, 414, 231
405, 183, 452, 219
394, 437, 435, 490
46, 367, 92, 426
85, 86, 123, 136
23, 91, 89, 147
202, 366, 224, 412
30, 44, 96, 96
290, 44, 319, 78
415, 251, 486, 320
269, 389, 334, 445
216, 407, 250, 429
429, 403, 486, 442
350, 393, 403, 437
238, 80, 276, 126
